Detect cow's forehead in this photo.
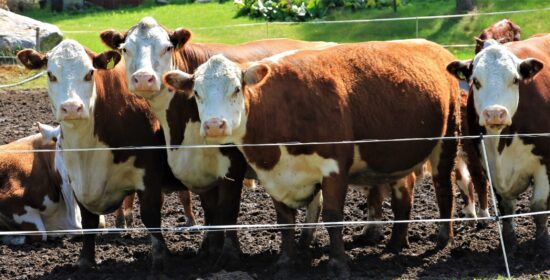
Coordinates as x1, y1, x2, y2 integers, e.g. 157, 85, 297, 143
196, 55, 241, 81
473, 45, 519, 78
126, 17, 170, 45
47, 40, 92, 71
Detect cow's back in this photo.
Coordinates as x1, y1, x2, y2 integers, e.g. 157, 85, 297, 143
246, 40, 459, 177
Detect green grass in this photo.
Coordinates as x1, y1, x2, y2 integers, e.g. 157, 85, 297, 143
19, 0, 550, 60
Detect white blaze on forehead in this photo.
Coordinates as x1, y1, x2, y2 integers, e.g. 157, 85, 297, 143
194, 54, 245, 140
45, 40, 95, 120
471, 43, 522, 127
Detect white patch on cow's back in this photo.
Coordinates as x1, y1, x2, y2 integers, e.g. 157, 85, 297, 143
247, 146, 339, 208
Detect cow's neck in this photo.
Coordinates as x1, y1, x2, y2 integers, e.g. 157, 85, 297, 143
60, 117, 98, 149
146, 88, 176, 144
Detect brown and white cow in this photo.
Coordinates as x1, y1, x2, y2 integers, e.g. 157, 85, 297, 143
0, 124, 81, 245
99, 17, 335, 260
163, 39, 461, 276
447, 36, 550, 255
17, 40, 188, 273
475, 19, 521, 54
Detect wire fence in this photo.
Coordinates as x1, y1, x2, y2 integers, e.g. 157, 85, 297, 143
2, 132, 550, 278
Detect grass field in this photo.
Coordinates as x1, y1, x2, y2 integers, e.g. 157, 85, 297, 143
3, 0, 550, 90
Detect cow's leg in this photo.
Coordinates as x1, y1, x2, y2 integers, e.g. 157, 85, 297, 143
177, 191, 196, 227
354, 185, 385, 245
115, 193, 135, 229
498, 197, 517, 254
137, 184, 167, 273
215, 176, 245, 268
430, 138, 457, 250
388, 174, 415, 253
272, 199, 298, 278
322, 174, 350, 278
532, 166, 550, 256
462, 140, 490, 222
455, 157, 477, 221
198, 187, 222, 258
78, 204, 99, 270
19, 212, 46, 243
299, 188, 322, 248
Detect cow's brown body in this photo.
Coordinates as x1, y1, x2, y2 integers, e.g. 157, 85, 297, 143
169, 39, 461, 276
0, 133, 80, 244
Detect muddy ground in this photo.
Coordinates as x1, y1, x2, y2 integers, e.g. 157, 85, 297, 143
0, 89, 549, 279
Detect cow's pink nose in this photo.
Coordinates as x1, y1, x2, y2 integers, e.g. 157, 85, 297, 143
60, 102, 84, 120
483, 107, 508, 126
203, 118, 227, 137
131, 72, 156, 91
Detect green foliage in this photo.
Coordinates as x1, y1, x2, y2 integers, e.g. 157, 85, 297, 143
234, 0, 400, 21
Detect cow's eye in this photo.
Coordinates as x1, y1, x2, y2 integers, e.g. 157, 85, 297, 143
513, 77, 520, 85
472, 77, 482, 90
120, 47, 128, 55
164, 46, 173, 54
84, 70, 94, 82
232, 87, 240, 97
47, 71, 57, 82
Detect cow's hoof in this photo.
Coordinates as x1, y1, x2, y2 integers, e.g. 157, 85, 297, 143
212, 238, 241, 270
328, 258, 350, 279
147, 272, 172, 280
435, 233, 452, 251
115, 216, 126, 229
535, 235, 550, 257
387, 237, 409, 254
353, 226, 383, 246
272, 255, 293, 280
503, 231, 517, 255
77, 258, 95, 271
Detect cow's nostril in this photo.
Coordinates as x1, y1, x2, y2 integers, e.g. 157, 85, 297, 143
219, 121, 226, 129
147, 76, 155, 83
77, 105, 83, 112
133, 77, 139, 84
62, 108, 67, 113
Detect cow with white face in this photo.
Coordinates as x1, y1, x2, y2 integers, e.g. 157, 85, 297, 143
17, 40, 188, 274
164, 39, 461, 277
99, 17, 335, 263
447, 36, 550, 255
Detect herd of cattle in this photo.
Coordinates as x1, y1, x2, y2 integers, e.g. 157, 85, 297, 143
0, 16, 548, 277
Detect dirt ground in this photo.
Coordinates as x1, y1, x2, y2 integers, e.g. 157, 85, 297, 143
0, 89, 549, 279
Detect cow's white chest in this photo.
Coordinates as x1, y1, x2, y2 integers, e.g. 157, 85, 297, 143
63, 141, 145, 215
246, 147, 339, 209
484, 136, 541, 199
164, 121, 231, 192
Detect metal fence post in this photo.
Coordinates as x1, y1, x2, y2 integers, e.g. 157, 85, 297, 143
35, 27, 41, 52
415, 17, 419, 38
266, 22, 269, 39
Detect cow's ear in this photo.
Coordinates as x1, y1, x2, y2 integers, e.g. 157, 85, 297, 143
243, 63, 270, 86
170, 28, 192, 49
93, 51, 121, 70
446, 60, 473, 81
474, 36, 484, 45
519, 58, 544, 80
100, 29, 126, 50
17, 49, 47, 70
37, 122, 58, 145
162, 70, 194, 97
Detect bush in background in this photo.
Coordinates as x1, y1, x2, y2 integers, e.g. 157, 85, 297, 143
235, 0, 402, 21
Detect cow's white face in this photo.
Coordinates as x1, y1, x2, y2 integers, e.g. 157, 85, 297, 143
447, 41, 543, 133
17, 40, 121, 125
121, 17, 173, 96
101, 17, 191, 99
45, 40, 97, 122
163, 55, 256, 143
